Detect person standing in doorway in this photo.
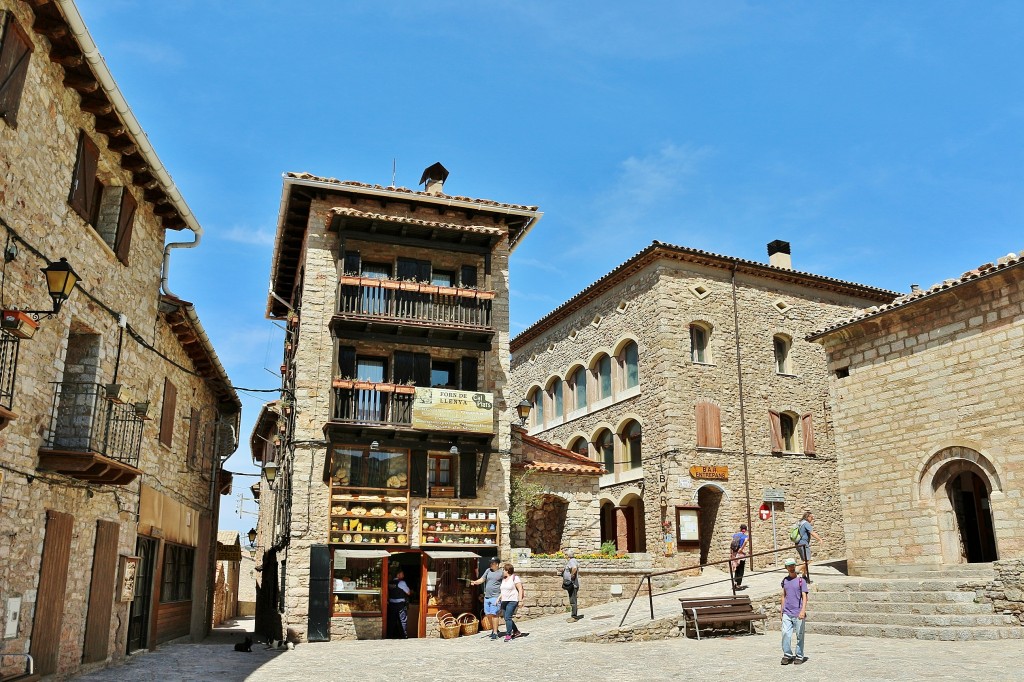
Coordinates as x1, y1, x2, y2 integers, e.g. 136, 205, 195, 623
561, 549, 581, 622
796, 512, 823, 583
730, 523, 749, 590
780, 557, 809, 665
470, 557, 504, 640
387, 566, 411, 639
499, 564, 526, 641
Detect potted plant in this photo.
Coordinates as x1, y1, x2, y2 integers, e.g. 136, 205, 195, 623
339, 274, 362, 287
352, 379, 374, 391
380, 278, 401, 290
280, 399, 293, 415
376, 382, 396, 393
419, 282, 439, 296
437, 285, 458, 297
287, 311, 300, 327
1, 310, 39, 339
332, 377, 354, 390
475, 290, 496, 300
103, 383, 132, 404
394, 382, 417, 395
133, 401, 152, 420
456, 287, 478, 299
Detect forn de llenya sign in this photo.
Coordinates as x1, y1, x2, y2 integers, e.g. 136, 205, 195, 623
412, 388, 495, 434
689, 465, 728, 480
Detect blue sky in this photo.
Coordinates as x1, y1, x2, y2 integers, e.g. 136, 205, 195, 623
74, 1, 1024, 536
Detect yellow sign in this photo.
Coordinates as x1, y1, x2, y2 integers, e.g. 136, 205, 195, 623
689, 465, 728, 480
412, 388, 495, 434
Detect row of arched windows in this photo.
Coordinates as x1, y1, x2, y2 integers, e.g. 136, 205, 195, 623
527, 339, 639, 429
564, 419, 642, 474
689, 323, 795, 374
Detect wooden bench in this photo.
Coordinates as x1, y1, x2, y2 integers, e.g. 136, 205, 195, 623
679, 595, 767, 640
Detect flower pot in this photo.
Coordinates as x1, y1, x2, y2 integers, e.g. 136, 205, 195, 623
1, 310, 38, 339
419, 284, 439, 295
133, 401, 152, 420
437, 287, 458, 296
353, 381, 374, 391
375, 382, 396, 393
394, 385, 416, 395
380, 279, 401, 290
456, 288, 477, 299
399, 281, 420, 292
333, 378, 354, 390
103, 383, 132, 404
475, 290, 496, 300
339, 275, 362, 286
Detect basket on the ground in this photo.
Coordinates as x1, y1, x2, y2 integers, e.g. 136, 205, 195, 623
457, 612, 479, 636
480, 614, 498, 631
437, 610, 461, 639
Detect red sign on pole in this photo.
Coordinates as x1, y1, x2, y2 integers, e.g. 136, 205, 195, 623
758, 503, 771, 521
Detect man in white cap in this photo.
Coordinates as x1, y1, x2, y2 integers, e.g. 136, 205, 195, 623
780, 557, 809, 665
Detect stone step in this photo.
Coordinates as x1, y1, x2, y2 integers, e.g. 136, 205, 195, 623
817, 579, 978, 592
855, 563, 995, 579
812, 590, 978, 604
809, 600, 994, 615
806, 621, 1024, 641
811, 611, 1017, 627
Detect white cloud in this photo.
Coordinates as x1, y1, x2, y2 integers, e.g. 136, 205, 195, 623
222, 226, 275, 246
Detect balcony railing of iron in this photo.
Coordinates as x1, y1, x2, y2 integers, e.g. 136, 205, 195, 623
331, 384, 415, 426
45, 381, 145, 467
0, 332, 19, 411
337, 278, 493, 328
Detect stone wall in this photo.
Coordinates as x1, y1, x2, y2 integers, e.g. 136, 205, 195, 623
815, 263, 1024, 571
509, 254, 886, 569
980, 559, 1024, 626
514, 555, 653, 619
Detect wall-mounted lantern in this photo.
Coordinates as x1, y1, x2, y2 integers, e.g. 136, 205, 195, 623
1, 258, 82, 339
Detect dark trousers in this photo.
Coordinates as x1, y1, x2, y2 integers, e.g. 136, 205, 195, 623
566, 583, 579, 617
734, 560, 746, 586
387, 601, 408, 638
501, 600, 520, 635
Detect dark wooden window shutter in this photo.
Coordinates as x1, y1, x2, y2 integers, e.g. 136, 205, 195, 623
114, 188, 137, 265
30, 510, 74, 675
0, 14, 33, 128
396, 257, 419, 281
801, 413, 816, 455
393, 351, 415, 385
416, 259, 432, 283
460, 265, 477, 288
460, 356, 478, 392
69, 132, 100, 224
82, 520, 120, 663
413, 353, 431, 387
159, 379, 177, 447
769, 410, 783, 454
187, 408, 200, 468
338, 345, 357, 379
458, 451, 478, 499
696, 402, 722, 449
410, 450, 428, 497
342, 251, 361, 275
307, 545, 331, 642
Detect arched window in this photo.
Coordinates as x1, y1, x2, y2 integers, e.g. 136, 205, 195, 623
622, 341, 639, 389
550, 378, 564, 419
690, 323, 711, 364
568, 436, 589, 457
622, 421, 642, 470
594, 354, 612, 400
571, 366, 588, 411
530, 387, 545, 428
774, 334, 792, 374
595, 428, 614, 473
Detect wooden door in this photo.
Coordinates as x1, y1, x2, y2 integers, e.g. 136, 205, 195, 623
82, 520, 120, 662
30, 510, 74, 676
127, 536, 156, 652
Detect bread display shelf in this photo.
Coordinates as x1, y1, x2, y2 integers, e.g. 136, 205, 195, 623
419, 505, 499, 547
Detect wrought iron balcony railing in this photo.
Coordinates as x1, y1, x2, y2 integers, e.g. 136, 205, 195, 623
337, 277, 493, 328
331, 383, 414, 426
44, 381, 145, 468
0, 332, 19, 413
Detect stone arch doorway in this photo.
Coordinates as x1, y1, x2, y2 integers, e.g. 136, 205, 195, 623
696, 484, 724, 565
599, 501, 615, 548
618, 493, 646, 553
921, 447, 1000, 564
525, 494, 569, 554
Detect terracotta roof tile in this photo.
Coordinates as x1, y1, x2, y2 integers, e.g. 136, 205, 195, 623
809, 251, 1024, 339
517, 429, 605, 475
523, 461, 605, 474
326, 207, 505, 235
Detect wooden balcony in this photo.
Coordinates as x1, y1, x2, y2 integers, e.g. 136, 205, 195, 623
37, 382, 144, 485
330, 382, 415, 427
333, 277, 495, 350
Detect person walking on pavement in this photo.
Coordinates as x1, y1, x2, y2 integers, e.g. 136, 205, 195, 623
561, 549, 581, 621
796, 511, 823, 583
387, 566, 411, 639
780, 557, 810, 665
729, 523, 749, 590
470, 557, 504, 640
499, 564, 526, 642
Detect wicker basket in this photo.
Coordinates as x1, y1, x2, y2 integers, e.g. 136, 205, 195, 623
457, 613, 479, 636
437, 610, 461, 639
480, 614, 498, 631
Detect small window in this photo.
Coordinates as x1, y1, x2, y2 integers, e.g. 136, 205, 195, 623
431, 270, 455, 287
531, 387, 545, 428
550, 378, 563, 419
594, 354, 612, 400
568, 437, 588, 457
0, 13, 33, 129
429, 454, 452, 486
595, 428, 614, 472
616, 300, 628, 313
430, 361, 456, 388
774, 335, 792, 374
623, 341, 639, 388
160, 544, 194, 603
690, 323, 711, 364
689, 284, 710, 300
774, 299, 792, 313
571, 366, 587, 410
835, 366, 850, 379
623, 421, 642, 470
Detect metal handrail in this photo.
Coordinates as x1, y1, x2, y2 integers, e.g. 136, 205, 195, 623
618, 546, 799, 627
0, 332, 19, 411
1, 652, 34, 676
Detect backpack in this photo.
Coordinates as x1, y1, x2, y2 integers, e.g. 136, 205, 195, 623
730, 535, 744, 553
789, 525, 802, 543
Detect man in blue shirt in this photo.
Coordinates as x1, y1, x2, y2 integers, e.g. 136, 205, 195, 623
780, 557, 809, 665
729, 524, 749, 590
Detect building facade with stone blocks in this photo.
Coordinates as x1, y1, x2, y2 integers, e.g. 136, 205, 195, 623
509, 240, 897, 570
0, 1, 241, 677
809, 251, 1024, 575
257, 167, 541, 641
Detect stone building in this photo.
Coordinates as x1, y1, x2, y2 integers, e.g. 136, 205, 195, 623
509, 240, 896, 569
809, 251, 1024, 574
0, 1, 240, 677
212, 531, 242, 626
256, 166, 541, 641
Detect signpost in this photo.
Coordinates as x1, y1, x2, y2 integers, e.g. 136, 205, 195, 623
689, 465, 728, 480
763, 488, 786, 566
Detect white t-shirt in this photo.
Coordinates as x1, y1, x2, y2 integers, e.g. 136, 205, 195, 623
500, 574, 522, 602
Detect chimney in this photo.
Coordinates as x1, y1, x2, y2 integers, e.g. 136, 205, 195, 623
767, 240, 792, 270
419, 162, 449, 196
910, 284, 921, 292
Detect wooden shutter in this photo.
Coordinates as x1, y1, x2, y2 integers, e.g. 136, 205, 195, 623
801, 413, 816, 455
159, 379, 177, 447
696, 402, 721, 449
0, 14, 32, 128
114, 188, 137, 265
30, 510, 74, 675
393, 351, 415, 385
460, 265, 477, 288
82, 520, 120, 663
413, 353, 431, 387
458, 451, 478, 499
416, 259, 432, 283
337, 345, 357, 379
769, 410, 783, 454
307, 545, 330, 642
460, 356, 478, 392
187, 408, 200, 468
342, 250, 361, 275
396, 257, 418, 281
410, 450, 428, 497
69, 132, 100, 223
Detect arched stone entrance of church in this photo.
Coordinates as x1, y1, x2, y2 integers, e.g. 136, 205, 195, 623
920, 447, 1000, 564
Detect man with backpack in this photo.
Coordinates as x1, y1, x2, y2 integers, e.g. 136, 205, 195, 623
780, 557, 809, 665
729, 523, 749, 590
791, 511, 823, 583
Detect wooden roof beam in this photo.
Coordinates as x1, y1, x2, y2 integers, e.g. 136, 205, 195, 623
80, 96, 113, 115
63, 73, 99, 94
94, 116, 125, 137
32, 14, 67, 40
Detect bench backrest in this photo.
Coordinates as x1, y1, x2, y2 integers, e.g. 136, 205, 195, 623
679, 596, 752, 610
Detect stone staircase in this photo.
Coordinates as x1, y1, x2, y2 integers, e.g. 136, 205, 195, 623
809, 564, 1024, 641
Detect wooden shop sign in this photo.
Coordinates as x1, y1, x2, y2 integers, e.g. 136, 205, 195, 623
689, 465, 728, 480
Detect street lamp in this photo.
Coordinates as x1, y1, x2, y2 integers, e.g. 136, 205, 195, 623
1, 257, 82, 338
516, 399, 532, 426
263, 461, 278, 483
247, 528, 257, 545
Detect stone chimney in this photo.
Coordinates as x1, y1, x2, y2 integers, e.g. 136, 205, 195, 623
419, 162, 449, 196
767, 240, 792, 270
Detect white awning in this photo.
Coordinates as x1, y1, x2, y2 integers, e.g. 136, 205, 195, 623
424, 550, 482, 560
334, 549, 389, 559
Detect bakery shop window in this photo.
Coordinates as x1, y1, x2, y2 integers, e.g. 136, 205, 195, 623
330, 446, 409, 490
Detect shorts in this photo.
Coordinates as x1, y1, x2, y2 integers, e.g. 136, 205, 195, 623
796, 544, 811, 562
483, 597, 500, 615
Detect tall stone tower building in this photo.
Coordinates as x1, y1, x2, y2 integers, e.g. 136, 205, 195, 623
257, 167, 540, 641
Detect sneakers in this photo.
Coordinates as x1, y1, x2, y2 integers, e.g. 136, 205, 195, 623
567, 615, 583, 622
794, 657, 807, 665
781, 657, 794, 665
489, 633, 499, 640
503, 635, 512, 642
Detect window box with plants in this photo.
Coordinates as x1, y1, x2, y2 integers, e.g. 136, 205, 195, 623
1, 310, 38, 339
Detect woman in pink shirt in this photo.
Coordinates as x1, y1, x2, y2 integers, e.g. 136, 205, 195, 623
499, 564, 526, 641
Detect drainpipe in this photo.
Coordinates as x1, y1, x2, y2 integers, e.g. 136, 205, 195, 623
55, 0, 203, 299
730, 264, 755, 568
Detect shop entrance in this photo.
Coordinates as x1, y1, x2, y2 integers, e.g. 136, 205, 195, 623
949, 470, 998, 563
127, 535, 157, 652
385, 551, 425, 638
696, 484, 723, 565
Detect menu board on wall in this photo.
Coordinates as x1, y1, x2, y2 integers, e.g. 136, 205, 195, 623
412, 388, 495, 434
676, 507, 699, 543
